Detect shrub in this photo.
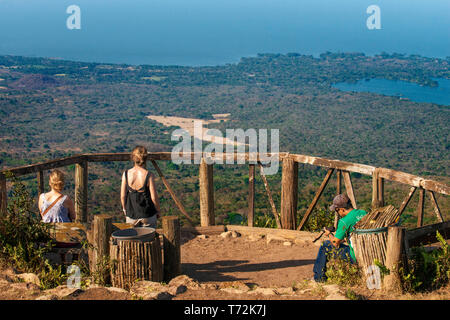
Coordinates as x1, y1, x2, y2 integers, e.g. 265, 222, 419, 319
92, 255, 113, 286
345, 288, 365, 300
224, 212, 244, 225
254, 212, 278, 228
325, 248, 361, 287
301, 208, 335, 232
401, 231, 449, 293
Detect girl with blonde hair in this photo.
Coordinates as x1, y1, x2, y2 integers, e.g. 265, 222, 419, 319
120, 146, 161, 228
38, 169, 75, 222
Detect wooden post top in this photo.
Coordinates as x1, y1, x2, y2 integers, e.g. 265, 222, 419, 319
162, 215, 179, 221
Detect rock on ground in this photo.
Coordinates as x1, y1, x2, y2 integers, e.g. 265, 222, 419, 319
322, 284, 348, 300
231, 231, 241, 238
266, 234, 287, 244
248, 287, 279, 296
130, 281, 173, 300
247, 234, 264, 242
16, 273, 41, 287
169, 275, 201, 290
220, 231, 233, 239
41, 285, 84, 299
129, 275, 200, 300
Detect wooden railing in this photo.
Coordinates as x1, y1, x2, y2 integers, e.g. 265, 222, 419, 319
0, 152, 448, 230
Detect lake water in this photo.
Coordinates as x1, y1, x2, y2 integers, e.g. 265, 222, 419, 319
333, 78, 450, 106
0, 0, 449, 66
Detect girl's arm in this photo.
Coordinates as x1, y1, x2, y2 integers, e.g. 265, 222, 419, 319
148, 173, 161, 218
38, 194, 43, 217
120, 171, 127, 215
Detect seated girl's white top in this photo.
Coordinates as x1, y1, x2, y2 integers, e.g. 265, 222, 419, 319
40, 193, 71, 223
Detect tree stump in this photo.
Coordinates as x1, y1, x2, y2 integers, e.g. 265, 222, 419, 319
88, 215, 113, 272
162, 216, 181, 282
109, 236, 163, 290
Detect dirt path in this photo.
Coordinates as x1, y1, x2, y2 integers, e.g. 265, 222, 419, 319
147, 114, 246, 147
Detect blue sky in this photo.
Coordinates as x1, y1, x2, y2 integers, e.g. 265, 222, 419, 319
0, 0, 448, 65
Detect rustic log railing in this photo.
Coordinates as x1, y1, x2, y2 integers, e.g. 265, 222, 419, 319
0, 152, 448, 231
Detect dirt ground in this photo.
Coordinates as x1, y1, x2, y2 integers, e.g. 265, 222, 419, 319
174, 233, 450, 300
179, 233, 317, 288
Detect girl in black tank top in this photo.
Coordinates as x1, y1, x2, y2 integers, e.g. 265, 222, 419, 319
124, 169, 158, 219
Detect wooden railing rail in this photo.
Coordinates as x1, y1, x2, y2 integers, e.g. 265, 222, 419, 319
0, 152, 448, 229
404, 221, 450, 254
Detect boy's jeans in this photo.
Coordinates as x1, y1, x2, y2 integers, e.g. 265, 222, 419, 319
313, 240, 355, 282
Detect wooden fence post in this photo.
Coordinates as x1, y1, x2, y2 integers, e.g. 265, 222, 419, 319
37, 171, 44, 196
343, 171, 357, 209
372, 168, 380, 209
89, 214, 113, 275
199, 157, 214, 226
378, 177, 385, 207
336, 170, 342, 195
417, 188, 425, 227
248, 164, 255, 227
162, 216, 181, 282
372, 168, 384, 209
384, 226, 405, 292
0, 177, 7, 216
280, 158, 298, 230
37, 171, 44, 209
75, 160, 88, 223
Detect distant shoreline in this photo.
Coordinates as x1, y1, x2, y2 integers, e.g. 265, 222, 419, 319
0, 51, 448, 69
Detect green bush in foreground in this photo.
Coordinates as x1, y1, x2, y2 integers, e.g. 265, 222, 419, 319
325, 250, 361, 287
401, 231, 449, 293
